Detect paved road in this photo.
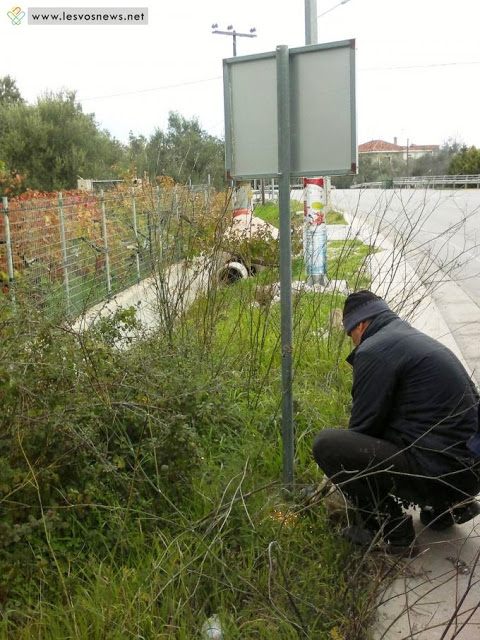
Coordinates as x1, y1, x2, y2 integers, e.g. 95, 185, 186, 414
332, 188, 480, 384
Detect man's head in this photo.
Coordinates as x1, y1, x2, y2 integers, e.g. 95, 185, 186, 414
342, 290, 390, 346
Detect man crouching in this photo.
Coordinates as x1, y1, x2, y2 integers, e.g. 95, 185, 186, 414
313, 290, 480, 553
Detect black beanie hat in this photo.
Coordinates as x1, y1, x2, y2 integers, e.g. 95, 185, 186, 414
342, 290, 390, 334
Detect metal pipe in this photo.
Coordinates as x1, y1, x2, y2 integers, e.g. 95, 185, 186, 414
131, 187, 141, 282
155, 185, 162, 266
100, 190, 112, 297
58, 192, 71, 313
2, 197, 15, 301
305, 0, 327, 285
277, 44, 294, 490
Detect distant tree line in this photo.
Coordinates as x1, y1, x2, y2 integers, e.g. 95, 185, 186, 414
0, 76, 226, 197
2, 75, 480, 196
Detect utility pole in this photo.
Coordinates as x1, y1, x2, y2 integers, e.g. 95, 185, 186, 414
211, 24, 257, 57
212, 23, 258, 219
305, 0, 318, 44
304, 1, 327, 286
303, 1, 351, 285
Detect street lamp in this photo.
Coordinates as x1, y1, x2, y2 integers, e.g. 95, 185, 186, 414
211, 23, 257, 57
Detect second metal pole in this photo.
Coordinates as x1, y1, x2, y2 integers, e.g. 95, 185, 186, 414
100, 190, 112, 297
2, 197, 15, 302
58, 192, 71, 314
277, 44, 294, 490
131, 187, 141, 283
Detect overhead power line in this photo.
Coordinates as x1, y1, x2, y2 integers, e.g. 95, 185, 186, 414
78, 59, 480, 103
362, 60, 480, 71
80, 75, 222, 101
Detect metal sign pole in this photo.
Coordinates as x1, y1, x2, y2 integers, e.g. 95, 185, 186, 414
222, 42, 356, 488
305, 0, 318, 45
276, 45, 294, 490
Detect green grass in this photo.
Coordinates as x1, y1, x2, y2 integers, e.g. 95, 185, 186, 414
254, 201, 347, 228
325, 209, 347, 225
327, 239, 378, 290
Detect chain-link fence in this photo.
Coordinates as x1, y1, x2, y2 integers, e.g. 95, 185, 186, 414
0, 184, 215, 317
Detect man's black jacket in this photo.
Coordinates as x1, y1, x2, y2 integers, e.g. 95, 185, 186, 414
346, 310, 480, 474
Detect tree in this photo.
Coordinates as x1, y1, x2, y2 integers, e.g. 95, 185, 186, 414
0, 76, 24, 106
122, 131, 149, 178
0, 77, 24, 151
123, 114, 226, 189
410, 138, 463, 177
125, 112, 226, 189
0, 90, 125, 192
0, 161, 25, 198
340, 153, 405, 186
162, 112, 225, 188
448, 146, 480, 175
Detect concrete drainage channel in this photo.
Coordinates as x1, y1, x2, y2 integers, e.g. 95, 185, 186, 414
72, 214, 352, 344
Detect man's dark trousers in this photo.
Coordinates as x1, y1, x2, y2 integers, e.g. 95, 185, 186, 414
313, 429, 480, 517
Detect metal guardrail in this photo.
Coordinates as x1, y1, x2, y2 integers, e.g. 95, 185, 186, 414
351, 175, 480, 189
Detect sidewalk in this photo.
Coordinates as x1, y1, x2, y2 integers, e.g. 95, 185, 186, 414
340, 216, 480, 639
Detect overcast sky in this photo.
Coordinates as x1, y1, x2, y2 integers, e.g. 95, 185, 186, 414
2, 0, 480, 148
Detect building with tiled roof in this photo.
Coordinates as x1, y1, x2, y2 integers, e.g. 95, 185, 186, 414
359, 138, 439, 160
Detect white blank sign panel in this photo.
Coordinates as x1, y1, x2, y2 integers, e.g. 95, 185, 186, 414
224, 40, 357, 179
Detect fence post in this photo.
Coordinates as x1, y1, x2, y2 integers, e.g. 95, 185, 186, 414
173, 186, 179, 218
205, 174, 211, 208
100, 190, 112, 297
155, 185, 162, 265
2, 197, 15, 301
131, 187, 141, 283
174, 186, 181, 260
58, 192, 71, 314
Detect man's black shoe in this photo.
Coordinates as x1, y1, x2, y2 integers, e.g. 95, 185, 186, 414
419, 505, 454, 530
420, 500, 480, 531
342, 524, 374, 548
384, 514, 417, 555
453, 500, 480, 524
342, 515, 417, 555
